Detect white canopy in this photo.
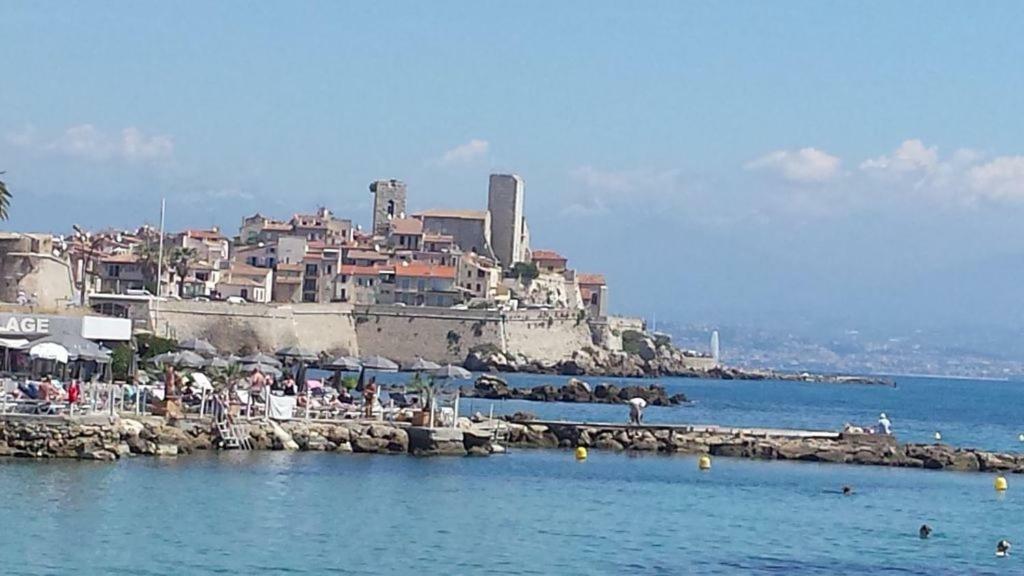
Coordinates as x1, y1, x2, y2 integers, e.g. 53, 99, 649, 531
0, 337, 30, 349
29, 342, 70, 364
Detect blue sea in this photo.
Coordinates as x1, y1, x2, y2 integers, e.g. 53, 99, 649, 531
1, 375, 1022, 575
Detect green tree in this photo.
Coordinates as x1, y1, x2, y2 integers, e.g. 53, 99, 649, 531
511, 261, 539, 281
170, 246, 198, 297
0, 171, 11, 221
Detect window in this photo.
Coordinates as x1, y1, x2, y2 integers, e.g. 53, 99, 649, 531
305, 264, 317, 276
476, 283, 481, 292
417, 279, 426, 291
109, 265, 121, 277
477, 270, 485, 278
387, 200, 395, 217
241, 289, 249, 299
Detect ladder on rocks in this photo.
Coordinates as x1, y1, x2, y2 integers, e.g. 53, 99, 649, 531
213, 397, 252, 450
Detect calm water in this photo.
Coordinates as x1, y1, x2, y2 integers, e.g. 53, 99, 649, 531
2, 375, 1023, 575
0, 451, 1019, 575
452, 374, 1024, 453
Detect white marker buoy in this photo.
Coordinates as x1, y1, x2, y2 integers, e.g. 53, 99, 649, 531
934, 431, 942, 442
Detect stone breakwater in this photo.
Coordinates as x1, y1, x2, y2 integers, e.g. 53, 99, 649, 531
503, 420, 1024, 473
459, 375, 689, 406
0, 415, 493, 460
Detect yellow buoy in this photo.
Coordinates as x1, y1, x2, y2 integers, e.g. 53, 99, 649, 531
575, 446, 588, 460
698, 454, 712, 470
995, 476, 1008, 492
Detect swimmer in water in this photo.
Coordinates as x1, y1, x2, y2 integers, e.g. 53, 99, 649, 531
997, 540, 1011, 557
919, 524, 932, 539
842, 485, 853, 496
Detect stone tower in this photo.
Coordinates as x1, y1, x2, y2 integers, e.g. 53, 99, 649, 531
487, 174, 525, 269
369, 179, 407, 237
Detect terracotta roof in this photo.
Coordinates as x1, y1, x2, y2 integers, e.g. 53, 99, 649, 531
183, 229, 225, 241
345, 249, 389, 261
577, 273, 606, 286
414, 209, 488, 220
389, 218, 424, 235
531, 249, 567, 262
101, 253, 140, 264
228, 262, 271, 277
394, 262, 456, 279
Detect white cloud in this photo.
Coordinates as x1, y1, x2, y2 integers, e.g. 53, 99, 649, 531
565, 165, 685, 216
860, 139, 938, 174
744, 147, 841, 183
6, 123, 174, 163
438, 139, 489, 166
968, 156, 1024, 202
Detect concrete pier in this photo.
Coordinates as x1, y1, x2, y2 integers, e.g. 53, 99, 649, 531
503, 418, 1024, 473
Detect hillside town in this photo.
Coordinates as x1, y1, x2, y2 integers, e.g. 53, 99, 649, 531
0, 174, 609, 320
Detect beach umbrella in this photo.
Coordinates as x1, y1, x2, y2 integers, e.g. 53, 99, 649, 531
149, 352, 181, 367
407, 358, 441, 372
242, 362, 282, 379
325, 356, 362, 371
32, 333, 106, 362
275, 345, 318, 362
174, 350, 207, 369
29, 342, 70, 364
432, 364, 472, 380
360, 355, 399, 372
206, 357, 231, 370
241, 352, 282, 367
178, 338, 218, 357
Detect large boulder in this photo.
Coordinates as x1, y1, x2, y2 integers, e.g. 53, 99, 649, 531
408, 427, 467, 456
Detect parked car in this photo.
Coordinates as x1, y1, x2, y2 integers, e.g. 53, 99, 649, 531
225, 296, 247, 304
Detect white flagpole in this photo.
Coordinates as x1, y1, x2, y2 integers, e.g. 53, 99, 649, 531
154, 198, 166, 331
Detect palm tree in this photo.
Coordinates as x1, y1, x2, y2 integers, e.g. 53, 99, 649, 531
0, 171, 11, 221
136, 237, 172, 294
170, 246, 198, 297
214, 363, 243, 392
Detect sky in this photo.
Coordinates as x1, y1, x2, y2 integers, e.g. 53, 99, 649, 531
2, 2, 1024, 340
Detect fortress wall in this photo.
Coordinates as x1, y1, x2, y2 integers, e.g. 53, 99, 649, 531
154, 302, 597, 364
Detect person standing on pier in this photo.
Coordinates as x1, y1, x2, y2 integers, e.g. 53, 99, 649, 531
877, 412, 892, 435
628, 397, 647, 425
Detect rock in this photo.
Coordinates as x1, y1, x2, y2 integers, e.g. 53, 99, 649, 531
408, 427, 467, 456
126, 434, 156, 455
118, 419, 145, 436
81, 450, 117, 461
351, 435, 388, 453
595, 437, 624, 450
155, 444, 178, 457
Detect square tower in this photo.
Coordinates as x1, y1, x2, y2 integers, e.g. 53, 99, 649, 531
369, 179, 407, 237
487, 174, 525, 269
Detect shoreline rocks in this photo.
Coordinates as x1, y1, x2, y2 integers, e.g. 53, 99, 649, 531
0, 415, 488, 461
460, 375, 689, 406
463, 345, 893, 386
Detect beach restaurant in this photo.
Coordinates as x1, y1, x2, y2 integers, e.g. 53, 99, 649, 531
0, 312, 132, 376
